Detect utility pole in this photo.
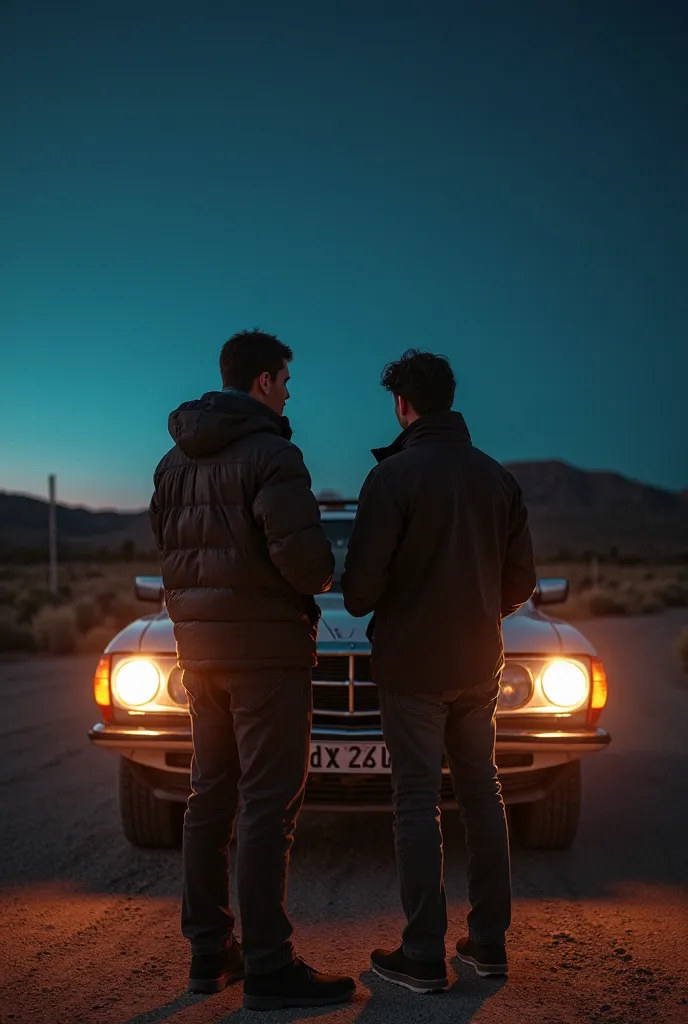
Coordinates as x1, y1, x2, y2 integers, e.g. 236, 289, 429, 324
48, 474, 58, 595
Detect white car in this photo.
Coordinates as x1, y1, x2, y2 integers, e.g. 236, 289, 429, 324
89, 505, 610, 850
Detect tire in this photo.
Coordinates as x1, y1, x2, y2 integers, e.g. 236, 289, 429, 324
118, 758, 184, 849
512, 761, 582, 850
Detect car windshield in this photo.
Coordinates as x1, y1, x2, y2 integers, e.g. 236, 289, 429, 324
322, 518, 354, 591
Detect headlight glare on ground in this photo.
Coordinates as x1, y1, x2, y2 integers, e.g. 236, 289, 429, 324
498, 664, 532, 709
541, 660, 589, 708
112, 659, 161, 707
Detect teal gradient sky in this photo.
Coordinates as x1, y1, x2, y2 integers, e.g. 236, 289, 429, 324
3, 1, 687, 509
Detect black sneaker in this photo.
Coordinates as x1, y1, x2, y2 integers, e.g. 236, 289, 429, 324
188, 938, 244, 993
370, 947, 448, 994
243, 957, 356, 1010
455, 936, 508, 977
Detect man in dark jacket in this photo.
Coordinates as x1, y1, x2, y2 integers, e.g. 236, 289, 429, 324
341, 350, 536, 993
150, 330, 355, 1010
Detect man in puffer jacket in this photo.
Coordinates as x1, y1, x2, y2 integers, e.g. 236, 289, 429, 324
150, 329, 355, 1010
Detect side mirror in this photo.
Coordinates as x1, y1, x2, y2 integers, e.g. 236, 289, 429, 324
135, 575, 164, 602
533, 577, 569, 606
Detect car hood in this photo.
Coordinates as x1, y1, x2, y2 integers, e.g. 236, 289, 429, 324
107, 594, 595, 657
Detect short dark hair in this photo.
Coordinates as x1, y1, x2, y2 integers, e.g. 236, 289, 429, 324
219, 329, 293, 391
381, 349, 456, 414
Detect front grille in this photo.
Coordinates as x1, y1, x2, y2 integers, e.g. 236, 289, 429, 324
313, 655, 372, 683
313, 684, 379, 713
313, 654, 378, 723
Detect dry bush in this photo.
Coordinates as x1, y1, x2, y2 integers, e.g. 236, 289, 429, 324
108, 593, 150, 629
73, 595, 101, 634
677, 627, 688, 672
16, 585, 60, 624
32, 604, 78, 655
0, 615, 36, 652
93, 589, 116, 615
77, 625, 117, 653
653, 579, 688, 608
559, 586, 660, 619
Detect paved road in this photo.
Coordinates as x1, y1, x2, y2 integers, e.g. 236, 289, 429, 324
1, 611, 687, 1024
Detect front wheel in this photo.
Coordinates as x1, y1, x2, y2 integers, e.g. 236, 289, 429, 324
118, 758, 184, 849
511, 761, 581, 850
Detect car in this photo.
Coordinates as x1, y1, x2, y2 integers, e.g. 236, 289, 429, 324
89, 502, 611, 851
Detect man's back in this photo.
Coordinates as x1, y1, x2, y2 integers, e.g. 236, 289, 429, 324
342, 410, 535, 690
343, 350, 534, 990
151, 388, 333, 672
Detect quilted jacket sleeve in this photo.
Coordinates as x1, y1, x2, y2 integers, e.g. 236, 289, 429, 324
252, 443, 334, 595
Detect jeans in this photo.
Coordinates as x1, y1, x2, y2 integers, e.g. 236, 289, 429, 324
378, 680, 510, 960
181, 668, 312, 974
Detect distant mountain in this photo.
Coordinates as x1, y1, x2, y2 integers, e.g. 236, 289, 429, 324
505, 461, 688, 560
0, 492, 152, 557
1, 461, 686, 561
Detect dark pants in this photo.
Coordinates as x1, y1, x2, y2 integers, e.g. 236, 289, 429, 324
378, 680, 510, 960
181, 668, 312, 974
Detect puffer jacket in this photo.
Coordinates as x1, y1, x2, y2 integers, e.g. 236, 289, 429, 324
150, 390, 334, 671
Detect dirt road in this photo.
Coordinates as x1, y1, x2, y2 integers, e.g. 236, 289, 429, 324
1, 611, 687, 1024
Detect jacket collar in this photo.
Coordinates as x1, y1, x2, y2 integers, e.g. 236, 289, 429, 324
372, 410, 472, 464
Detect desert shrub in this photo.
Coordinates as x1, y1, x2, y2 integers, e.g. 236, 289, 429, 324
637, 594, 663, 615
94, 589, 115, 615
586, 589, 630, 616
108, 593, 149, 629
653, 580, 688, 608
73, 595, 101, 634
0, 616, 36, 652
677, 627, 688, 672
16, 586, 61, 624
32, 604, 78, 655
77, 625, 116, 653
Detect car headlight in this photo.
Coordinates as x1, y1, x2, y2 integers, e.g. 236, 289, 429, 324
499, 664, 532, 709
112, 659, 161, 707
167, 667, 189, 706
541, 660, 588, 708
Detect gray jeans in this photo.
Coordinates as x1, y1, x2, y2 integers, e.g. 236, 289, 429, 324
181, 669, 311, 973
379, 680, 510, 960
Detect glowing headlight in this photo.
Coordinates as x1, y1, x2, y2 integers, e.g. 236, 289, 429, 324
167, 667, 189, 706
499, 664, 532, 709
541, 660, 588, 708
112, 659, 161, 707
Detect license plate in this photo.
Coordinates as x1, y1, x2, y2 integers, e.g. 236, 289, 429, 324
309, 742, 391, 773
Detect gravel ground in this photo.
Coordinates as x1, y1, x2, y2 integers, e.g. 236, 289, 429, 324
1, 610, 687, 1024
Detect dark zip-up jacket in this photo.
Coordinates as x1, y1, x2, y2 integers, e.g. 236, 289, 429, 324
150, 390, 333, 671
341, 411, 536, 692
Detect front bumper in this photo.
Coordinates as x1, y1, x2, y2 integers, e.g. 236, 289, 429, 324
89, 722, 610, 809
89, 721, 611, 754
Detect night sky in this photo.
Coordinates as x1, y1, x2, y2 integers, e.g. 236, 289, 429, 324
3, 1, 687, 509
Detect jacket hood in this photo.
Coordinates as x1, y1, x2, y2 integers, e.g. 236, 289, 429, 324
372, 410, 471, 463
168, 390, 292, 459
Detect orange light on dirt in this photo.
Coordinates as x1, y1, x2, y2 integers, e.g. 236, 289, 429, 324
93, 656, 112, 709
589, 659, 608, 723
